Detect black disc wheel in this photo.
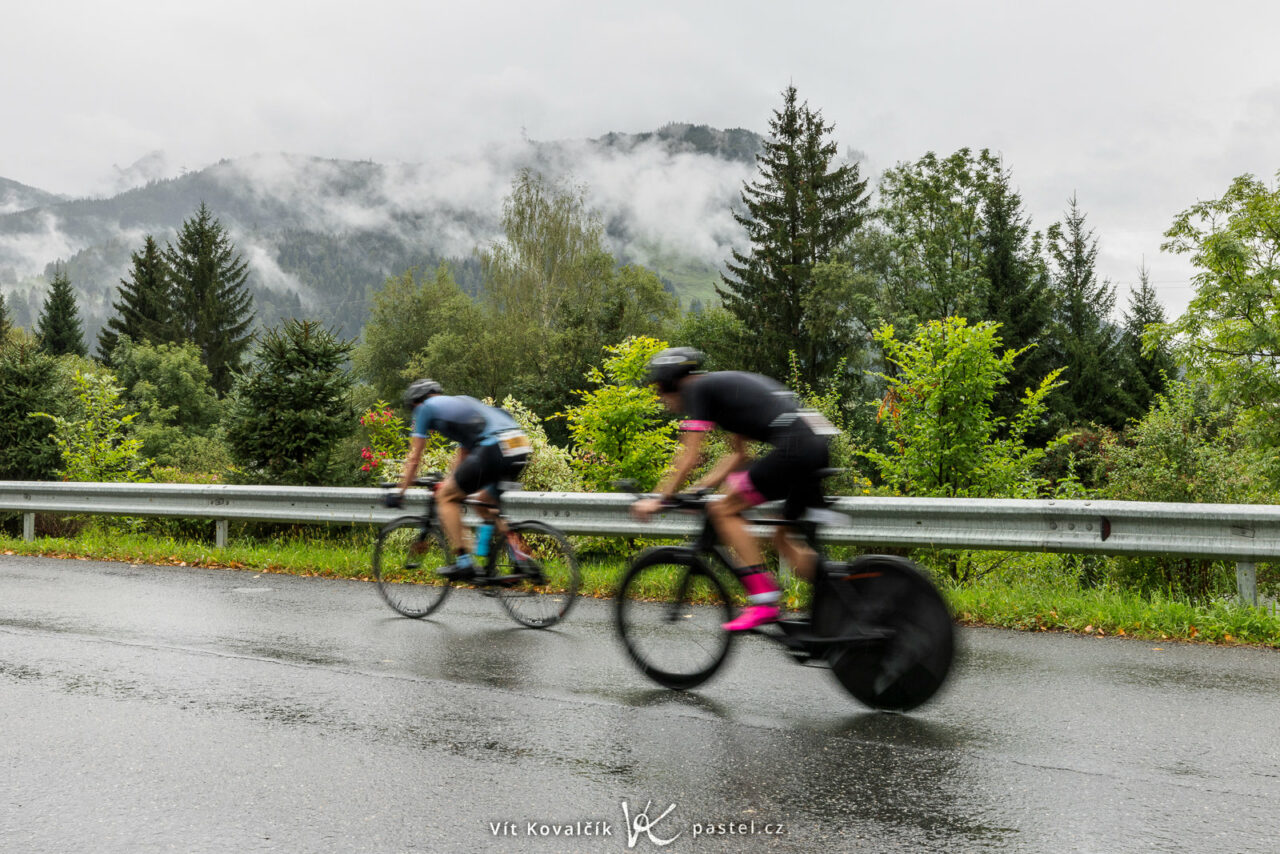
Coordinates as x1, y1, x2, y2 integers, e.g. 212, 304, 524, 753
615, 550, 735, 690
822, 555, 955, 711
372, 516, 453, 618
492, 521, 581, 628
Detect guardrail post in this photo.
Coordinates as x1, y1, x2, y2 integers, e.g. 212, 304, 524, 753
23, 512, 35, 542
1236, 561, 1258, 607
216, 520, 228, 549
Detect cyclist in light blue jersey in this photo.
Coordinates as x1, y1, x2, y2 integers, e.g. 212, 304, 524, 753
385, 379, 531, 579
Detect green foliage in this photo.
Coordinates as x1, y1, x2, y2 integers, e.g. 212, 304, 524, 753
491, 396, 582, 493
1104, 381, 1273, 506
1156, 171, 1280, 449
0, 342, 66, 480
354, 265, 484, 402
875, 148, 1002, 325
718, 84, 871, 386
866, 317, 1064, 500
477, 170, 679, 433
111, 336, 227, 471
33, 369, 150, 482
224, 319, 357, 485
1102, 381, 1275, 599
562, 336, 679, 492
165, 203, 255, 394
36, 266, 87, 357
97, 235, 174, 363
668, 305, 746, 372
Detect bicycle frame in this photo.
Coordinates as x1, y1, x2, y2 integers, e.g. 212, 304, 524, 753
665, 497, 892, 658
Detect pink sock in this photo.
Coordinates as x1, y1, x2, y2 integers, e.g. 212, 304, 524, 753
741, 572, 780, 605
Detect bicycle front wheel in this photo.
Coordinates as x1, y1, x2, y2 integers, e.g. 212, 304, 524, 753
372, 516, 453, 618
493, 521, 581, 628
615, 549, 735, 690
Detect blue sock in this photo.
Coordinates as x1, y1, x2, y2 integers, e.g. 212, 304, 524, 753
475, 523, 494, 558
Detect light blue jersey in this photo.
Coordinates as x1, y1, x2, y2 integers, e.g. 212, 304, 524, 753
411, 395, 520, 450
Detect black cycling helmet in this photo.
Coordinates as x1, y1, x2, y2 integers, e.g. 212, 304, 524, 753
644, 347, 704, 392
403, 378, 443, 408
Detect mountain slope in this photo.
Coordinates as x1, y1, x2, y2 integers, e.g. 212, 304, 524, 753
0, 125, 761, 343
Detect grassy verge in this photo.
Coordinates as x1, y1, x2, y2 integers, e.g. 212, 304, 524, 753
948, 583, 1280, 647
3, 530, 1278, 647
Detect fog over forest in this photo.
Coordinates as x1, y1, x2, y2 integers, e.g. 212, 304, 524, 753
0, 124, 764, 342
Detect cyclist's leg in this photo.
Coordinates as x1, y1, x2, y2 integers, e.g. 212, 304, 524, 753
773, 437, 830, 582
436, 477, 469, 554
437, 448, 492, 577
714, 469, 783, 630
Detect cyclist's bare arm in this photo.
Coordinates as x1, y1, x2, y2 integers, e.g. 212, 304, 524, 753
396, 435, 428, 496
696, 434, 750, 491
654, 430, 706, 498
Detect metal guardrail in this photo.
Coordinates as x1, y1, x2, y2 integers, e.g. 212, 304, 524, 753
1, 480, 1274, 605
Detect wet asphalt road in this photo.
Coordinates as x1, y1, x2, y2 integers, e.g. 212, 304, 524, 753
0, 555, 1277, 854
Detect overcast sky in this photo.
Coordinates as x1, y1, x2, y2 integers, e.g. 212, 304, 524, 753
4, 0, 1280, 317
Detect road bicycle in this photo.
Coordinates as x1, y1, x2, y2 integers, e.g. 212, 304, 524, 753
373, 474, 580, 628
614, 487, 955, 711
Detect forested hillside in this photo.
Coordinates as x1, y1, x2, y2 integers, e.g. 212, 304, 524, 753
0, 124, 756, 341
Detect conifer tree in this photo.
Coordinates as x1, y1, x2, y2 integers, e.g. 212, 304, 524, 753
164, 203, 255, 393
36, 266, 87, 357
1046, 195, 1127, 428
1118, 263, 1174, 419
980, 165, 1055, 438
97, 235, 175, 363
718, 84, 870, 385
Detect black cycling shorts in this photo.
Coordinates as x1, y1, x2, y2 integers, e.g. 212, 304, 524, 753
453, 439, 529, 499
726, 421, 830, 519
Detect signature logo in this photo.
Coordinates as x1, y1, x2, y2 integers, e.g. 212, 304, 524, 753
621, 800, 682, 848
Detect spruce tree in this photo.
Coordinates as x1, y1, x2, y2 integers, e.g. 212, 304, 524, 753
0, 289, 12, 345
1046, 196, 1127, 429
97, 235, 175, 363
165, 203, 255, 394
717, 84, 870, 385
224, 319, 356, 485
36, 266, 87, 357
980, 165, 1055, 439
1118, 264, 1174, 418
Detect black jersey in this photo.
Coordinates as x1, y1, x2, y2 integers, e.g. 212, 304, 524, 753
679, 372, 799, 443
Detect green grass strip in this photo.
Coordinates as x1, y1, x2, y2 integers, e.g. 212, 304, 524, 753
3, 531, 1278, 647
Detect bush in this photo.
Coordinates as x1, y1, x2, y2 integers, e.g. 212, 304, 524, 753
562, 336, 678, 492
111, 337, 227, 471
867, 317, 1064, 500
0, 342, 66, 480
1103, 380, 1276, 599
33, 368, 150, 482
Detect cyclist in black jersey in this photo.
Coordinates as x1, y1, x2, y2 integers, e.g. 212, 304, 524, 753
631, 348, 834, 631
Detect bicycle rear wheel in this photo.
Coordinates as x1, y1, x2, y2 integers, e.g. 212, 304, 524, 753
372, 516, 453, 618
822, 555, 954, 711
492, 521, 581, 628
615, 549, 735, 690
